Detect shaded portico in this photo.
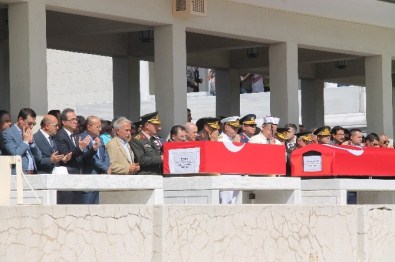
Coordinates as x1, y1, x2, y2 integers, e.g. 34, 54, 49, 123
0, 0, 394, 137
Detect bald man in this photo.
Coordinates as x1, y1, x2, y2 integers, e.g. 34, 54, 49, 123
78, 115, 110, 204
185, 122, 198, 141
34, 114, 69, 174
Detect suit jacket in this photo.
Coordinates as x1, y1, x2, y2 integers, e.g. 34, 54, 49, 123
2, 124, 42, 172
130, 132, 162, 175
0, 131, 4, 155
54, 128, 94, 174
79, 131, 110, 174
33, 130, 57, 174
106, 137, 134, 175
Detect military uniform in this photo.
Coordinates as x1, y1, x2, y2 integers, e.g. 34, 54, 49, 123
196, 117, 220, 141
239, 114, 257, 143
314, 126, 331, 145
130, 112, 163, 175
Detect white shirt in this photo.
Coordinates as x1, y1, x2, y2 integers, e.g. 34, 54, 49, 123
218, 133, 234, 142
117, 137, 133, 162
40, 129, 52, 147
249, 132, 282, 145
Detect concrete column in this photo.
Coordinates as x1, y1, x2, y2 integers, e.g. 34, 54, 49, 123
113, 56, 140, 121
365, 55, 393, 136
8, 1, 47, 117
0, 40, 10, 112
269, 42, 299, 125
301, 79, 325, 129
216, 69, 240, 117
154, 24, 187, 136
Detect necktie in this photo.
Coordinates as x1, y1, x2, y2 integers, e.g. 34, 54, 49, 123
92, 137, 100, 160
126, 143, 134, 163
70, 134, 76, 147
49, 137, 57, 152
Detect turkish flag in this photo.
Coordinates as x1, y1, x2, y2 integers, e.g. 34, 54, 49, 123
163, 141, 286, 175
291, 144, 395, 177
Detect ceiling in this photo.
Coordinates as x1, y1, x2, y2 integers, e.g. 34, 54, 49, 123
229, 0, 395, 29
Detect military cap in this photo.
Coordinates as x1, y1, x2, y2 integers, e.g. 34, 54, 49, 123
263, 116, 274, 124
221, 116, 241, 128
314, 126, 331, 136
140, 111, 161, 125
240, 114, 257, 125
276, 127, 290, 140
296, 131, 314, 142
133, 119, 142, 129
204, 117, 220, 130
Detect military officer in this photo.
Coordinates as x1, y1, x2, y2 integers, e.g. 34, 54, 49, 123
249, 116, 282, 145
218, 116, 241, 142
238, 114, 257, 143
314, 126, 331, 145
130, 112, 163, 175
274, 127, 290, 145
196, 117, 220, 141
295, 131, 314, 148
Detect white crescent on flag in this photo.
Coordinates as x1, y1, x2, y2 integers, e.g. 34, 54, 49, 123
323, 144, 364, 156
222, 141, 246, 153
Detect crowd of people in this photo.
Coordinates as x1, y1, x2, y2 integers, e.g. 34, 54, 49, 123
0, 107, 391, 204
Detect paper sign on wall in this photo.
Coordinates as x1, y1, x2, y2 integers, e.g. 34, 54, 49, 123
168, 148, 200, 174
303, 155, 322, 172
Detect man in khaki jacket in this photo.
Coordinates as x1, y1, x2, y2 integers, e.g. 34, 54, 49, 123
106, 117, 140, 175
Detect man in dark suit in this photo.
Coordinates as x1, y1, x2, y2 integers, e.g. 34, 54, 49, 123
2, 108, 42, 174
130, 112, 163, 175
54, 108, 91, 204
0, 110, 12, 155
79, 115, 110, 204
34, 114, 69, 174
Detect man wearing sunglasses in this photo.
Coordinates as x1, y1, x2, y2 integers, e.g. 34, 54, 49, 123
2, 108, 42, 174
379, 134, 390, 148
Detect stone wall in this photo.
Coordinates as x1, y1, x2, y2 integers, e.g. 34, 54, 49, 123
1, 205, 394, 261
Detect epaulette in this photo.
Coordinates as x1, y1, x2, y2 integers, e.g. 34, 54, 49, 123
134, 133, 147, 141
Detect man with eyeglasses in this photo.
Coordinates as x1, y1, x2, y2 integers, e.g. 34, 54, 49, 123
379, 134, 390, 148
34, 114, 70, 174
169, 125, 187, 142
54, 108, 91, 204
2, 108, 42, 174
78, 115, 110, 204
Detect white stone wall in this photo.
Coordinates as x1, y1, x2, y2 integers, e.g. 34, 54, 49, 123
47, 49, 113, 112
46, 49, 366, 127
2, 205, 395, 261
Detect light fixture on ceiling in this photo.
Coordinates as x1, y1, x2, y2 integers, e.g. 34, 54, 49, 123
139, 30, 154, 43
335, 60, 348, 69
246, 48, 259, 58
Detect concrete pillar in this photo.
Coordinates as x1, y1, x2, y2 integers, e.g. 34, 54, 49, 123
365, 55, 393, 136
269, 42, 299, 125
154, 24, 187, 136
0, 40, 10, 112
301, 79, 325, 129
113, 56, 140, 121
215, 69, 240, 117
8, 1, 47, 117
